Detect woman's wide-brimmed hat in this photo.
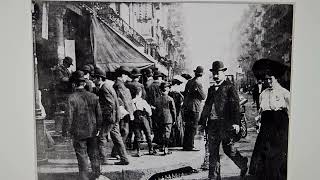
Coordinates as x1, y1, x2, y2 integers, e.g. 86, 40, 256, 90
252, 58, 288, 79
209, 61, 227, 72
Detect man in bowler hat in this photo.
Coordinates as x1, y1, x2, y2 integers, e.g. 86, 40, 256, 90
182, 66, 206, 151
199, 61, 248, 180
66, 70, 102, 180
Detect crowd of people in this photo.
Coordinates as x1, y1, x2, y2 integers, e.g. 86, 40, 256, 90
51, 57, 203, 180
50, 56, 290, 180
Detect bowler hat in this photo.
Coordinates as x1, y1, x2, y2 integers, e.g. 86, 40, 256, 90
72, 70, 85, 82
81, 65, 91, 73
63, 57, 73, 65
94, 68, 106, 79
194, 66, 204, 75
116, 66, 131, 76
209, 61, 227, 72
131, 68, 142, 78
252, 58, 287, 79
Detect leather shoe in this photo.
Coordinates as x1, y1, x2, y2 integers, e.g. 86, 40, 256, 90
114, 161, 129, 165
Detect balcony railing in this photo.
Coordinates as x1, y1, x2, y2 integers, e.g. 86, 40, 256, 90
80, 2, 147, 51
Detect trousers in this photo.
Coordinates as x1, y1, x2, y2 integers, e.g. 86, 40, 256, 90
133, 116, 153, 151
207, 121, 247, 179
73, 137, 100, 180
100, 123, 129, 162
183, 110, 200, 150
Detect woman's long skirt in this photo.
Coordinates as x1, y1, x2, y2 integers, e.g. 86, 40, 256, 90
249, 110, 289, 180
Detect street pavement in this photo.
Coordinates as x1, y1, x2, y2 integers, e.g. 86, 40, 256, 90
39, 93, 258, 180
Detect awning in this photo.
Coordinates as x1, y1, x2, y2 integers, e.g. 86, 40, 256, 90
90, 15, 155, 72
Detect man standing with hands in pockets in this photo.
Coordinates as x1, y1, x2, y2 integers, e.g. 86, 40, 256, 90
199, 61, 248, 180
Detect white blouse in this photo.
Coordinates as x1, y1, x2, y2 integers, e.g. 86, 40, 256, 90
259, 83, 290, 114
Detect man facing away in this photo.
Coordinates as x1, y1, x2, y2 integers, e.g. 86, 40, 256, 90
146, 70, 164, 145
66, 70, 102, 180
112, 66, 134, 159
93, 68, 129, 165
182, 66, 206, 151
199, 61, 248, 180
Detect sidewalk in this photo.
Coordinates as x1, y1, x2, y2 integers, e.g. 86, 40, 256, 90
37, 136, 206, 180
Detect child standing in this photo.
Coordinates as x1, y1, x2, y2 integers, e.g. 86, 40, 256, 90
154, 82, 176, 155
132, 86, 157, 156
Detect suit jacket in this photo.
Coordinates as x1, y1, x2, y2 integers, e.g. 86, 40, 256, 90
252, 83, 266, 102
146, 80, 162, 106
125, 80, 146, 99
145, 78, 154, 90
113, 79, 134, 118
155, 94, 176, 124
183, 77, 206, 112
68, 89, 102, 140
199, 80, 240, 132
97, 81, 120, 125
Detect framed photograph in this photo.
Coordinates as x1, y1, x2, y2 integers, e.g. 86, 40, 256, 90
3, 0, 320, 180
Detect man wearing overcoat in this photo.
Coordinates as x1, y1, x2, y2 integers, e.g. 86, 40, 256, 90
94, 68, 129, 165
199, 61, 248, 180
66, 70, 102, 180
182, 66, 206, 151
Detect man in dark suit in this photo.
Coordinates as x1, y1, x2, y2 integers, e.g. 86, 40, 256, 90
66, 70, 102, 180
252, 79, 266, 111
146, 70, 164, 145
94, 68, 129, 165
182, 66, 206, 151
199, 61, 248, 180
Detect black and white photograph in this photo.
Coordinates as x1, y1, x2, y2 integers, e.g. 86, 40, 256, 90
31, 1, 293, 180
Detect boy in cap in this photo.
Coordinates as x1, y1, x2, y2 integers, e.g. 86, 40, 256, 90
131, 86, 157, 156
154, 82, 176, 155
66, 70, 102, 180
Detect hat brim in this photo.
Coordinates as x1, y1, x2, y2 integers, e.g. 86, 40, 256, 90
252, 59, 287, 79
131, 73, 142, 77
209, 67, 227, 72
